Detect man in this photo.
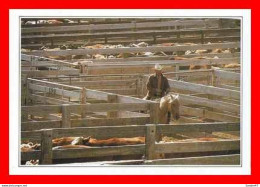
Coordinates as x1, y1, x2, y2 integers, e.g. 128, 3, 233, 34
144, 64, 170, 100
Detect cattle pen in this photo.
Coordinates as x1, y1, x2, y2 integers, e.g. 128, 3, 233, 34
20, 18, 241, 166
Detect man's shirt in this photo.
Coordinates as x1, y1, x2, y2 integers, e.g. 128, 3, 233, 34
146, 73, 170, 97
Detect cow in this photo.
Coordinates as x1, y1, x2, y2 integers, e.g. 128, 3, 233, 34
117, 53, 136, 58
52, 137, 85, 147
159, 43, 175, 47
52, 136, 146, 147
21, 142, 40, 152
224, 63, 240, 68
82, 137, 145, 146
195, 49, 212, 54
25, 160, 39, 165
47, 20, 63, 24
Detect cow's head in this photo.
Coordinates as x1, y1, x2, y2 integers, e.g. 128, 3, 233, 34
82, 136, 92, 145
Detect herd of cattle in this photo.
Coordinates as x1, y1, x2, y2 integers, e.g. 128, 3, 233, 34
22, 19, 83, 25
22, 41, 240, 71
21, 135, 228, 165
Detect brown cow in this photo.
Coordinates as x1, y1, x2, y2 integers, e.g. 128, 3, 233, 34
52, 136, 145, 147
224, 63, 240, 68
83, 137, 145, 146
52, 137, 85, 147
21, 142, 40, 152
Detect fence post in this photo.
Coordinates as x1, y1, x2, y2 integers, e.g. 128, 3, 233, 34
150, 102, 160, 124
81, 87, 87, 118
145, 124, 156, 160
211, 68, 217, 86
176, 31, 181, 39
208, 67, 218, 112
141, 75, 148, 97
136, 77, 141, 97
107, 94, 118, 118
80, 64, 87, 81
62, 104, 71, 128
25, 77, 30, 106
175, 64, 180, 80
40, 129, 53, 165
218, 18, 223, 28
149, 102, 161, 142
200, 30, 205, 44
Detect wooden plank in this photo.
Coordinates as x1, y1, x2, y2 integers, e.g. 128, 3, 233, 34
100, 160, 144, 165
177, 116, 203, 123
150, 102, 160, 124
83, 58, 240, 68
52, 144, 145, 159
156, 140, 240, 154
117, 95, 154, 104
144, 154, 240, 165
204, 110, 240, 122
157, 122, 239, 135
60, 79, 137, 87
21, 19, 219, 34
29, 94, 75, 105
22, 24, 233, 40
52, 125, 146, 139
28, 78, 110, 101
29, 78, 154, 104
107, 94, 118, 118
27, 78, 82, 90
167, 78, 240, 100
28, 83, 81, 99
145, 124, 156, 160
40, 129, 53, 164
81, 90, 106, 100
22, 36, 240, 49
77, 52, 241, 63
24, 42, 240, 56
179, 94, 240, 113
22, 105, 61, 116
99, 89, 136, 95
68, 103, 150, 113
218, 84, 240, 91
61, 104, 71, 128
80, 87, 87, 118
21, 54, 76, 68
23, 70, 80, 77
180, 106, 240, 122
21, 150, 41, 161
21, 131, 41, 142
71, 117, 150, 127
21, 120, 61, 131
21, 28, 239, 43
214, 69, 240, 81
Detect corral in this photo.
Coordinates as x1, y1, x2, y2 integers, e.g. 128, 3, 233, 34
20, 18, 241, 166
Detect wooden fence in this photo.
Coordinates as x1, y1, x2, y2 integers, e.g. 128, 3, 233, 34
21, 102, 157, 132
23, 42, 240, 57
21, 19, 221, 34
21, 122, 240, 165
24, 68, 240, 123
21, 28, 240, 48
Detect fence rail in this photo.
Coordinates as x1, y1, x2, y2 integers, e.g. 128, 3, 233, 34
21, 122, 240, 165
24, 42, 240, 56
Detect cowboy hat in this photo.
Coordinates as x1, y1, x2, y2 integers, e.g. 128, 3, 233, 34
154, 63, 163, 71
